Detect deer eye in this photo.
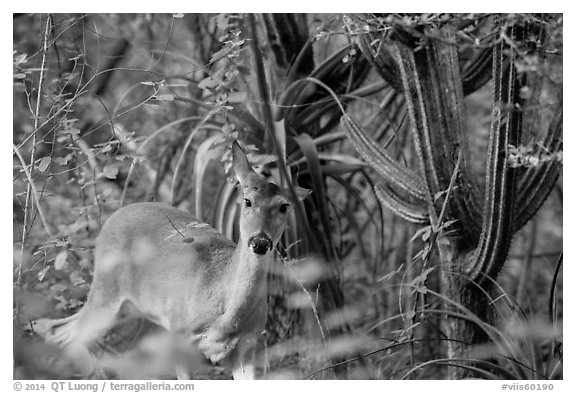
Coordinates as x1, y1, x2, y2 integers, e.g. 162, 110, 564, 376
244, 198, 252, 208
279, 203, 290, 213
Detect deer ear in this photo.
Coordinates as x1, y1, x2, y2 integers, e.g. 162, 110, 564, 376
294, 186, 312, 201
231, 141, 255, 185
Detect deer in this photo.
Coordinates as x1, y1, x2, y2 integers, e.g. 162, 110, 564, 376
35, 141, 310, 379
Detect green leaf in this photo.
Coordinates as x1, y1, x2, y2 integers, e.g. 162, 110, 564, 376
69, 271, 86, 286
38, 157, 51, 172
14, 53, 27, 64
103, 165, 118, 179
421, 266, 436, 279
194, 134, 225, 218
53, 156, 70, 166
227, 91, 247, 103
100, 144, 114, 153
198, 77, 219, 90
54, 250, 68, 270
440, 219, 458, 230
210, 47, 231, 63
294, 134, 333, 251
38, 266, 51, 282
249, 154, 277, 167
519, 86, 532, 99
155, 94, 174, 101
50, 283, 67, 293
410, 225, 432, 242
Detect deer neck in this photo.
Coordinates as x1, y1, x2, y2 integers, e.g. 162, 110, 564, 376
224, 235, 271, 312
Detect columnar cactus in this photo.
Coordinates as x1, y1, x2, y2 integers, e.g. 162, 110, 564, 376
343, 14, 562, 376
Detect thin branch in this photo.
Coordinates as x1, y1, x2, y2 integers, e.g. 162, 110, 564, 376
14, 146, 54, 238
17, 16, 54, 305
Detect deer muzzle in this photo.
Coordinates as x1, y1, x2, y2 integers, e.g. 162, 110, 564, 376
248, 233, 273, 256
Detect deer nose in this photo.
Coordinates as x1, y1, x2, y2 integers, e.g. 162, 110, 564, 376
248, 233, 273, 255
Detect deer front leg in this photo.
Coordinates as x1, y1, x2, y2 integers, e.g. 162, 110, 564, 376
175, 363, 193, 380
230, 336, 257, 380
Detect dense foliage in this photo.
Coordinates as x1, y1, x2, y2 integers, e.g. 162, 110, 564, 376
13, 13, 562, 379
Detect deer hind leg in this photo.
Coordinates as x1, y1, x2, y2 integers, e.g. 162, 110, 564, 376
61, 265, 134, 375
64, 300, 125, 377
42, 267, 126, 377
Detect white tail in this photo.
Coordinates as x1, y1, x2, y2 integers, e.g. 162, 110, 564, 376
37, 141, 309, 379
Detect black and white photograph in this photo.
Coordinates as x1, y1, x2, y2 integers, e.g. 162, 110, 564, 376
12, 12, 563, 383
